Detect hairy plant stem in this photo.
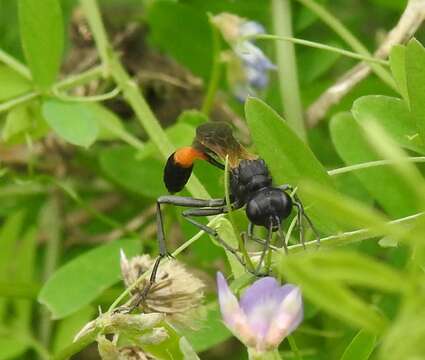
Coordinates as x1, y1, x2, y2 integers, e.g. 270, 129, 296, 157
247, 34, 389, 65
292, 0, 396, 89
272, 0, 306, 141
201, 20, 222, 115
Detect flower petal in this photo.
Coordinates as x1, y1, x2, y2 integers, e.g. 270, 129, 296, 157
216, 272, 255, 346
265, 286, 303, 348
239, 278, 293, 341
239, 21, 265, 37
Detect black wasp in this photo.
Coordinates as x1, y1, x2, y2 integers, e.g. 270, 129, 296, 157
144, 122, 319, 297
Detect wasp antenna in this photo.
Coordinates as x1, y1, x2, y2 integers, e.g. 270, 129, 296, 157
163, 147, 206, 193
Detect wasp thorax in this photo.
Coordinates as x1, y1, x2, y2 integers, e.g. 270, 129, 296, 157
230, 159, 272, 203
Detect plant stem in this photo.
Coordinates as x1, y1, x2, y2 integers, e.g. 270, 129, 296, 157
201, 20, 222, 115
292, 0, 396, 89
248, 34, 389, 66
0, 48, 31, 79
287, 335, 303, 360
328, 157, 425, 176
285, 211, 423, 253
0, 91, 38, 113
39, 194, 62, 347
52, 86, 120, 102
0, 64, 105, 114
272, 0, 306, 141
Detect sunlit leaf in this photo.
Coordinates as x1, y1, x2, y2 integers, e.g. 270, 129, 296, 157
18, 0, 63, 89
352, 96, 424, 154
331, 111, 419, 218
278, 254, 387, 333
0, 338, 28, 360
287, 250, 406, 293
0, 65, 32, 101
42, 99, 99, 148
52, 306, 95, 353
340, 329, 376, 360
38, 238, 140, 319
389, 45, 408, 102
406, 39, 425, 145
182, 302, 231, 352
143, 321, 199, 360
2, 103, 48, 143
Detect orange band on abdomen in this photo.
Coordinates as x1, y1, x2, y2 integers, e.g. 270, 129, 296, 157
173, 147, 206, 168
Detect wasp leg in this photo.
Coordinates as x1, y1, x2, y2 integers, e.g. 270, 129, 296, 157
130, 196, 228, 311
255, 221, 273, 274
292, 193, 321, 249
182, 207, 245, 267
278, 185, 321, 249
293, 201, 306, 249
278, 221, 288, 254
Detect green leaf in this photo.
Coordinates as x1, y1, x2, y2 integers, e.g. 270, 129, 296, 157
389, 45, 408, 102
291, 250, 406, 293
299, 40, 341, 84
406, 39, 425, 145
340, 329, 376, 360
359, 120, 425, 206
331, 111, 419, 217
42, 99, 99, 147
352, 96, 424, 154
143, 321, 199, 360
176, 110, 208, 128
214, 218, 245, 278
2, 103, 48, 143
0, 338, 28, 360
182, 302, 231, 352
299, 181, 395, 235
100, 146, 165, 198
245, 98, 331, 186
18, 0, 63, 89
147, 1, 212, 80
87, 103, 126, 141
0, 65, 32, 101
278, 254, 387, 333
245, 97, 337, 233
38, 238, 140, 319
52, 306, 95, 353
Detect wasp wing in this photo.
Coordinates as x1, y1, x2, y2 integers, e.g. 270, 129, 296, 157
193, 122, 256, 167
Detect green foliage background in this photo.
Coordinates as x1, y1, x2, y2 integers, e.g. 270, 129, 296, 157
0, 0, 425, 359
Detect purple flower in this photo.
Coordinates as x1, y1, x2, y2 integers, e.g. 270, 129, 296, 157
217, 272, 303, 352
212, 13, 276, 101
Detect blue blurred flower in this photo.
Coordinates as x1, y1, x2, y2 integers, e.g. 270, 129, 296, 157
216, 272, 303, 352
212, 13, 276, 101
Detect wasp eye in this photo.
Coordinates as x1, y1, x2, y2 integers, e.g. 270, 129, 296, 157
163, 152, 193, 194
